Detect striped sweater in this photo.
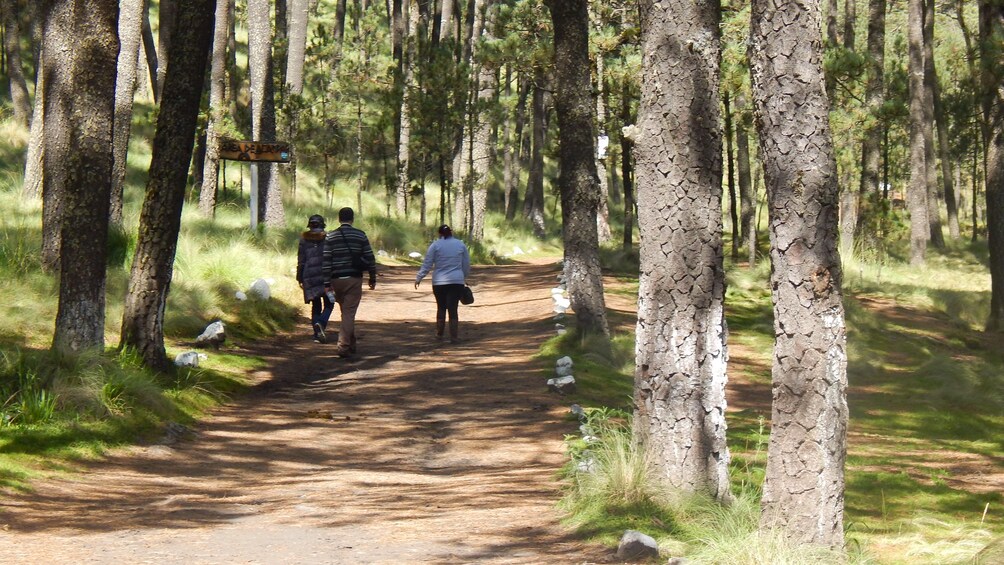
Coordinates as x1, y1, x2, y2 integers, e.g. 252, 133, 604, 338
322, 223, 377, 281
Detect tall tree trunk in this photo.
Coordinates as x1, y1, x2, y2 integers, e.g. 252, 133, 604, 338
923, 0, 944, 249
40, 2, 73, 272
1, 0, 30, 126
121, 0, 215, 370
737, 92, 755, 265
467, 0, 498, 241
200, 0, 231, 216
286, 0, 309, 95
826, 0, 839, 45
981, 1, 1004, 331
395, 0, 419, 217
248, 0, 284, 227
750, 0, 849, 549
50, 0, 119, 354
595, 49, 612, 243
843, 0, 856, 50
523, 69, 547, 239
859, 0, 886, 203
141, 1, 158, 101
547, 0, 608, 336
440, 0, 455, 42
110, 0, 146, 227
335, 0, 347, 44
227, 0, 239, 120
724, 92, 739, 262
502, 65, 519, 220
621, 77, 634, 252
156, 0, 177, 101
634, 0, 730, 501
275, 0, 288, 87
907, 0, 930, 265
23, 49, 44, 200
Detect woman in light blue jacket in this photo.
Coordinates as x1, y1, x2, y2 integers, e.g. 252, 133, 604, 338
414, 225, 471, 343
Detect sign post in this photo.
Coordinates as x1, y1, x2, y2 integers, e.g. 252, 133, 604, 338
218, 139, 291, 229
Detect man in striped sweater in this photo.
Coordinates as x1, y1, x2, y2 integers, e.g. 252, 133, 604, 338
322, 207, 377, 357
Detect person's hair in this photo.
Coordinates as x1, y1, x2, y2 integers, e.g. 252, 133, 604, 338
437, 224, 453, 238
338, 207, 354, 223
307, 214, 325, 228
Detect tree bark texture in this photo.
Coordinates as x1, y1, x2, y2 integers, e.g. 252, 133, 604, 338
23, 46, 44, 200
40, 1, 73, 272
1, 0, 31, 126
548, 0, 608, 336
621, 77, 634, 252
121, 0, 215, 370
200, 0, 231, 216
156, 0, 177, 100
110, 0, 146, 227
467, 0, 498, 241
844, 0, 857, 50
725, 92, 739, 261
141, 1, 158, 101
907, 0, 930, 265
286, 0, 309, 95
749, 0, 849, 548
595, 50, 612, 243
922, 0, 944, 249
859, 0, 886, 199
736, 92, 755, 265
981, 1, 1004, 331
633, 0, 730, 501
248, 0, 284, 227
440, 0, 455, 42
523, 71, 547, 239
49, 0, 119, 354
395, 0, 420, 217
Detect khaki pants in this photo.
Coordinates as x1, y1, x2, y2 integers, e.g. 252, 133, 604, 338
330, 277, 362, 352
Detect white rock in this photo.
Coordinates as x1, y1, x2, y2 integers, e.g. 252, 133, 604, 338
569, 404, 585, 419
377, 249, 390, 257
556, 355, 573, 374
248, 278, 271, 300
408, 251, 422, 259
174, 351, 201, 368
554, 296, 571, 309
196, 320, 226, 348
547, 375, 576, 395
557, 328, 567, 336
235, 291, 247, 301
617, 530, 659, 561
512, 246, 525, 255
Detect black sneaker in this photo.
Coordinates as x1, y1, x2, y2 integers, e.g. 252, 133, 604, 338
313, 323, 327, 344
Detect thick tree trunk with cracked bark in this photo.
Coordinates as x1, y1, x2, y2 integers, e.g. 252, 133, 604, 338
121, 0, 215, 370
523, 71, 547, 239
248, 0, 284, 227
395, 0, 419, 217
749, 0, 849, 548
49, 0, 119, 354
633, 0, 730, 501
908, 0, 930, 265
982, 1, 1004, 331
547, 0, 608, 336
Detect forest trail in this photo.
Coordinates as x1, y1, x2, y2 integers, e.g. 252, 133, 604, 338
0, 260, 614, 564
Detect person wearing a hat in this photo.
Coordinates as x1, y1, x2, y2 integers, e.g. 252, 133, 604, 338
297, 214, 333, 343
414, 224, 471, 343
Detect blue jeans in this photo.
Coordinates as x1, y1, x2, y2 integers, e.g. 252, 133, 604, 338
311, 294, 334, 329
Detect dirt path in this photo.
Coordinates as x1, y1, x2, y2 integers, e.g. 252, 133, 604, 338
0, 261, 613, 564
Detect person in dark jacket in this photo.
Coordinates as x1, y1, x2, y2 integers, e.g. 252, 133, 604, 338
297, 214, 333, 343
322, 207, 377, 357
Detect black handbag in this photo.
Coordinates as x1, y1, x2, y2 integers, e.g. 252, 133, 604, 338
460, 285, 474, 305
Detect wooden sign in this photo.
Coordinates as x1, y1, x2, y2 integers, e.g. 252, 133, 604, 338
219, 139, 292, 163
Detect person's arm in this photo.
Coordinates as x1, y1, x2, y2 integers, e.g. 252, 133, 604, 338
321, 235, 333, 285
296, 239, 306, 285
361, 235, 377, 289
415, 241, 436, 288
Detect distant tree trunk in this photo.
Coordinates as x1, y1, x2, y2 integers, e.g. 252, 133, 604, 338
523, 69, 547, 239
750, 0, 849, 549
286, 0, 309, 95
859, 0, 886, 202
49, 0, 119, 354
595, 50, 612, 244
200, 0, 231, 216
440, 0, 455, 42
737, 92, 755, 265
227, 0, 239, 120
547, 0, 608, 336
156, 0, 177, 101
843, 0, 856, 50
275, 0, 288, 87
502, 65, 520, 220
621, 77, 634, 252
1, 0, 30, 126
826, 0, 839, 45
908, 0, 930, 265
23, 51, 44, 200
335, 0, 347, 43
395, 0, 419, 217
922, 0, 944, 249
248, 0, 285, 227
121, 0, 215, 370
110, 0, 147, 227
724, 92, 739, 261
141, 2, 158, 101
981, 0, 1004, 331
634, 0, 730, 501
467, 0, 498, 241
